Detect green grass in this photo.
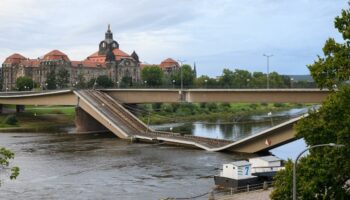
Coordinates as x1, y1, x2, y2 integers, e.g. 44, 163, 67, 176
139, 103, 308, 124
0, 106, 75, 131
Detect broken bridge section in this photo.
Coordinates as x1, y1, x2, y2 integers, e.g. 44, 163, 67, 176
74, 90, 233, 150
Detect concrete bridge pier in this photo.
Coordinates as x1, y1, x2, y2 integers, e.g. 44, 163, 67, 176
75, 106, 109, 134
16, 105, 25, 113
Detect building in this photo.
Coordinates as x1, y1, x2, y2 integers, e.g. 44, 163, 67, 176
159, 58, 180, 75
1, 25, 141, 90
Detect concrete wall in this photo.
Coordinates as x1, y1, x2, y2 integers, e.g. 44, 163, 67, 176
75, 106, 109, 133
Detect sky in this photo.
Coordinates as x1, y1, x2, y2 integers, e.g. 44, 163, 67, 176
0, 0, 347, 77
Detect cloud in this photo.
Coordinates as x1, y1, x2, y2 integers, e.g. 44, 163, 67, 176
0, 0, 347, 76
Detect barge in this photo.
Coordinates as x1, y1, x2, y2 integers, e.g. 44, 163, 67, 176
214, 155, 284, 189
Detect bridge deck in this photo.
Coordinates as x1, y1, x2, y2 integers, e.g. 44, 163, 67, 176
0, 89, 306, 153
75, 90, 234, 150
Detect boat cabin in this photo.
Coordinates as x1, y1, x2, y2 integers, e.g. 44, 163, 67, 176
249, 155, 283, 174
220, 160, 255, 180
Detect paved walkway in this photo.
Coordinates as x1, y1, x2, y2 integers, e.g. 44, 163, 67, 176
217, 189, 272, 200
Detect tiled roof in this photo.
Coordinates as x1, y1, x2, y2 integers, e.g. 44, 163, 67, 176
21, 59, 40, 67
159, 58, 179, 69
43, 50, 70, 61
4, 53, 26, 64
86, 49, 132, 62
71, 60, 106, 68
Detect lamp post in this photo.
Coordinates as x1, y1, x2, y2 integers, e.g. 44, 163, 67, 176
172, 79, 175, 89
293, 143, 345, 200
177, 59, 186, 90
205, 79, 208, 88
263, 54, 273, 89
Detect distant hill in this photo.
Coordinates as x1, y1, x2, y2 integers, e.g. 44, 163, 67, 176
284, 75, 314, 82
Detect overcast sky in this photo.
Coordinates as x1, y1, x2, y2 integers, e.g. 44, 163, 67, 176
0, 0, 347, 77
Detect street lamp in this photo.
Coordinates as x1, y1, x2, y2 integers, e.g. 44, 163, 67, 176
144, 80, 147, 88
172, 79, 175, 89
177, 59, 186, 90
205, 79, 208, 88
290, 77, 294, 88
293, 143, 345, 200
116, 81, 119, 88
263, 54, 273, 89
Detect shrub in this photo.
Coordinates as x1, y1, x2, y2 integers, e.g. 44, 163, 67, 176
249, 103, 258, 110
3, 115, 17, 125
273, 103, 286, 107
160, 103, 173, 113
260, 102, 268, 106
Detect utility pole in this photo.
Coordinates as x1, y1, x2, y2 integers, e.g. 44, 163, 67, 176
263, 54, 273, 89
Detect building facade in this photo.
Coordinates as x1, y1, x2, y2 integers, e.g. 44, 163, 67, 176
1, 25, 141, 90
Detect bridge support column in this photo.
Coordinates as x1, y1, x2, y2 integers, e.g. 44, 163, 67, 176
16, 105, 25, 113
75, 106, 108, 134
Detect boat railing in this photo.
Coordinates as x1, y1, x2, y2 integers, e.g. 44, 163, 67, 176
251, 166, 284, 173
216, 181, 273, 196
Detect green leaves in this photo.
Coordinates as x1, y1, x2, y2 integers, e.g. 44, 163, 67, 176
141, 65, 164, 86
308, 2, 350, 90
272, 86, 350, 200
0, 147, 14, 166
15, 76, 34, 91
0, 147, 20, 186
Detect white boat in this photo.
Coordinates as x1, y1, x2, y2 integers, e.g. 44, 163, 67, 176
214, 155, 284, 188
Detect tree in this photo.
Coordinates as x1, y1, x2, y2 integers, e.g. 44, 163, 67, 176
46, 71, 57, 90
75, 74, 87, 89
141, 66, 164, 87
170, 64, 195, 88
232, 69, 252, 88
16, 76, 34, 91
308, 2, 350, 90
0, 147, 19, 186
56, 68, 70, 89
271, 87, 350, 200
272, 3, 350, 199
88, 75, 114, 88
194, 75, 218, 88
219, 68, 234, 88
120, 76, 133, 87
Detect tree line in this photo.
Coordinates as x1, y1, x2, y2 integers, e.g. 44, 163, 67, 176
10, 65, 315, 91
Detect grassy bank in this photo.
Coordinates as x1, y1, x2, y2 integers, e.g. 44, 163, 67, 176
137, 103, 308, 124
0, 106, 75, 131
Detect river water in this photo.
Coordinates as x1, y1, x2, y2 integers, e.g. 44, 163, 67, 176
0, 108, 310, 200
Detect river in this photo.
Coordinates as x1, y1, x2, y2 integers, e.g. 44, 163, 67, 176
0, 107, 310, 200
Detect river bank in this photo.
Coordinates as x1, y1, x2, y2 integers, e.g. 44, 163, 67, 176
0, 106, 74, 132
138, 103, 307, 124
217, 188, 272, 200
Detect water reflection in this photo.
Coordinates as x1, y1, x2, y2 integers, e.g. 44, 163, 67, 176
0, 132, 243, 200
151, 107, 311, 140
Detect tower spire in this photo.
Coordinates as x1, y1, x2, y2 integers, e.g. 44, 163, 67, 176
193, 62, 197, 78
108, 24, 111, 31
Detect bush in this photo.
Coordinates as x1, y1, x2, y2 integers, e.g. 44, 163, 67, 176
206, 103, 218, 112
160, 103, 173, 113
260, 102, 268, 106
249, 103, 258, 110
273, 103, 286, 108
3, 115, 17, 125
